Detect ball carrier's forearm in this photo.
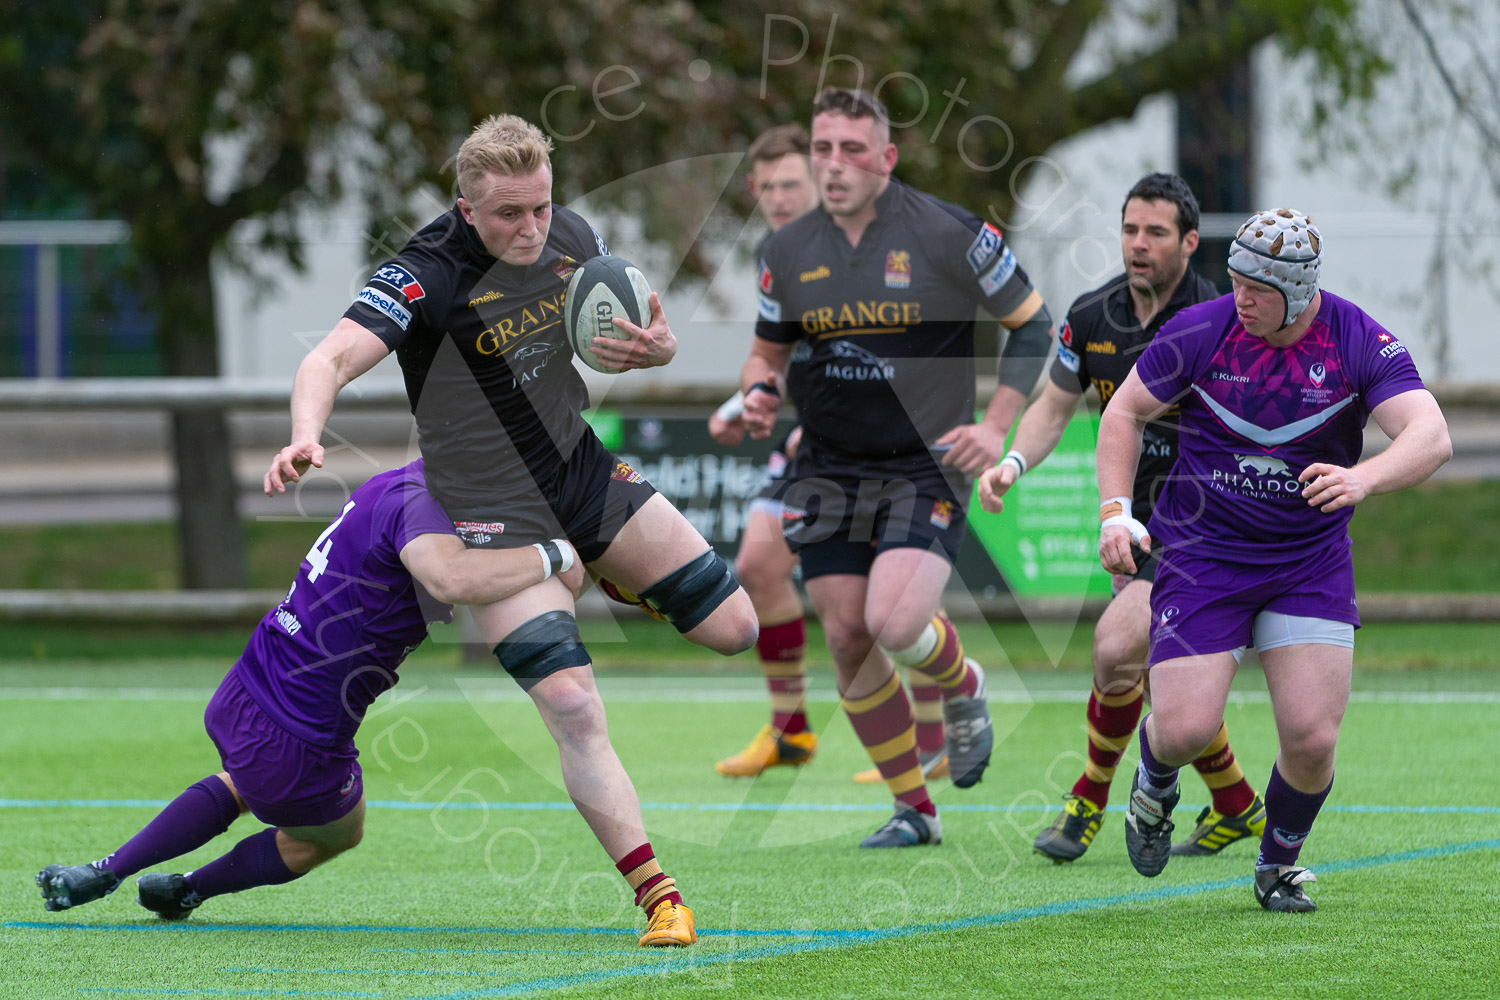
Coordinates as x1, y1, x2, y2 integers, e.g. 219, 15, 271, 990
288, 351, 345, 447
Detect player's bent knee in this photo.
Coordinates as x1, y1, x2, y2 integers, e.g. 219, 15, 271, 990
1282, 726, 1340, 769
494, 610, 592, 692
821, 621, 875, 665
703, 587, 758, 655
642, 550, 743, 636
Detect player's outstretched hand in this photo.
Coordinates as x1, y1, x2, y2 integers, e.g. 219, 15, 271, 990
976, 463, 1019, 513
1300, 462, 1369, 512
708, 413, 746, 447
599, 292, 677, 370
743, 373, 782, 440
936, 422, 1005, 478
264, 443, 324, 496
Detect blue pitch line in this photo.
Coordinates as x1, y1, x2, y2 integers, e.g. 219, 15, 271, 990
6, 797, 1500, 816
419, 837, 1500, 1000
10, 840, 1495, 970
6, 920, 839, 939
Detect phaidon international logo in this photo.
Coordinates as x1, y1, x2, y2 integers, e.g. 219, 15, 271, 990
1210, 453, 1302, 499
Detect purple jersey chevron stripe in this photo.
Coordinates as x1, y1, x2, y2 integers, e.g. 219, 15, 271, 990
1132, 292, 1426, 563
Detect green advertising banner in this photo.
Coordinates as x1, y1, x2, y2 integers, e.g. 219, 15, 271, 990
968, 414, 1113, 599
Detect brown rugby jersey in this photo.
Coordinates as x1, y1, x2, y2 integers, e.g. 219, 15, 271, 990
1050, 268, 1217, 517
343, 204, 608, 509
754, 179, 1050, 474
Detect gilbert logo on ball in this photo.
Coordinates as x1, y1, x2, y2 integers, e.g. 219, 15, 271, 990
564, 254, 653, 374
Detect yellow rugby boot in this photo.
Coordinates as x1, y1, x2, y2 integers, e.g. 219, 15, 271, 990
714, 725, 817, 777
1171, 793, 1267, 856
639, 902, 696, 946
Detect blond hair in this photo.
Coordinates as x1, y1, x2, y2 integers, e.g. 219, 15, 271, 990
456, 115, 554, 201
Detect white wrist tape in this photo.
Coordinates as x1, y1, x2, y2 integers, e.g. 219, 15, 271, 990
713, 391, 745, 423
999, 450, 1027, 478
1099, 496, 1149, 546
533, 539, 575, 580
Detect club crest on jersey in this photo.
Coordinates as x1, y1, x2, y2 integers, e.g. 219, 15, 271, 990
553, 256, 578, 282
611, 461, 646, 485
929, 499, 955, 529
966, 222, 1003, 274
885, 250, 912, 289
371, 263, 426, 303
1309, 362, 1326, 387
453, 520, 505, 545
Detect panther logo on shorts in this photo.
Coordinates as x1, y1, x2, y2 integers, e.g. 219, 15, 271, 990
612, 461, 645, 484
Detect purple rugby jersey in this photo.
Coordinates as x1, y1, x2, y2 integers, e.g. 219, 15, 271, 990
1132, 291, 1427, 564
232, 461, 456, 747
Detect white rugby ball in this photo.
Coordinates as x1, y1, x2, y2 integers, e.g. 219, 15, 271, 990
564, 255, 652, 374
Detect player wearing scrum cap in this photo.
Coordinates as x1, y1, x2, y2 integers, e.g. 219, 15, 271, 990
740, 88, 1056, 848
1096, 208, 1451, 911
263, 115, 760, 946
978, 174, 1264, 864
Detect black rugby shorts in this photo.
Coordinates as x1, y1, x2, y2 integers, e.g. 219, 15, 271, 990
440, 431, 657, 563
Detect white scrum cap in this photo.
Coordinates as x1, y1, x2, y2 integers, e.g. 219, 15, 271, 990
1228, 208, 1322, 328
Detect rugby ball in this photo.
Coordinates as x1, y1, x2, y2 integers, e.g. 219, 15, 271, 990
564, 255, 652, 374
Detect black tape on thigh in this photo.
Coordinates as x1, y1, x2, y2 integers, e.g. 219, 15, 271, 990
640, 550, 740, 633
492, 610, 591, 690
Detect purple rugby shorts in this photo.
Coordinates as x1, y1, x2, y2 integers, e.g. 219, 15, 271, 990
1146, 539, 1360, 667
203, 669, 363, 827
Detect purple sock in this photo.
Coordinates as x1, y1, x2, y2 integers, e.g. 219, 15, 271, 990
1136, 714, 1180, 795
99, 777, 241, 879
1257, 763, 1332, 868
184, 827, 302, 900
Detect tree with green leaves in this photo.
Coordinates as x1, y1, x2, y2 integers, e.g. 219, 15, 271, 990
0, 0, 1392, 587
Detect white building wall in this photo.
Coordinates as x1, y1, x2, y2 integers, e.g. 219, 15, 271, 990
215, 20, 1500, 387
